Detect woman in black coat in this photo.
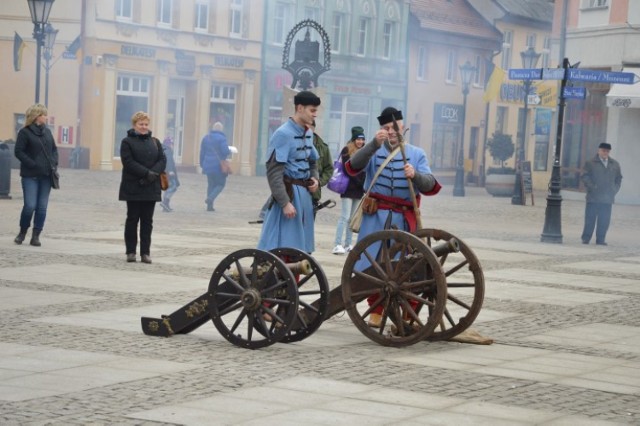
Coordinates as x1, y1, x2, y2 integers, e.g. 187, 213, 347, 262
118, 111, 166, 264
14, 103, 58, 247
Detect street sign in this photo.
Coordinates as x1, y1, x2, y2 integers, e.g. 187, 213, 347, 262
542, 68, 565, 80
568, 69, 638, 84
563, 86, 587, 99
509, 68, 543, 80
62, 51, 77, 60
528, 94, 541, 105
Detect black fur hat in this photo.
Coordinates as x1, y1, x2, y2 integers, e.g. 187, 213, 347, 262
377, 107, 403, 125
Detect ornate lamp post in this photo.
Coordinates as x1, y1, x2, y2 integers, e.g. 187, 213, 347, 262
27, 0, 56, 104
43, 22, 58, 107
453, 60, 477, 197
512, 46, 541, 205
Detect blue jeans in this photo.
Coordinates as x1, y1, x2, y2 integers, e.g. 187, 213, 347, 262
19, 176, 52, 231
206, 173, 227, 207
163, 176, 178, 203
334, 197, 360, 246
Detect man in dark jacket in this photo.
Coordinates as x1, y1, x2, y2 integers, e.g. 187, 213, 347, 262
581, 142, 623, 245
310, 121, 333, 218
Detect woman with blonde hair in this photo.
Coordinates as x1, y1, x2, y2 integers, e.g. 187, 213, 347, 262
118, 111, 166, 264
14, 103, 58, 247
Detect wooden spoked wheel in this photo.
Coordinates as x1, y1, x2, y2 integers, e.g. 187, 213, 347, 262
269, 247, 330, 343
414, 229, 484, 341
207, 249, 298, 349
341, 230, 447, 347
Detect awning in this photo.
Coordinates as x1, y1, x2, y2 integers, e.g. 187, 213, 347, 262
606, 67, 640, 108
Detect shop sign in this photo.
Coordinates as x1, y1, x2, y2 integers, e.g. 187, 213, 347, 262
333, 84, 372, 95
121, 44, 156, 58
433, 103, 463, 124
215, 55, 244, 68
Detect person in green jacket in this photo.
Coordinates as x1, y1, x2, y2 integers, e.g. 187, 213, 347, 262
310, 121, 333, 218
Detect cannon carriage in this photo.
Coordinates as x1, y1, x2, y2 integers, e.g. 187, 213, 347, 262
141, 227, 484, 349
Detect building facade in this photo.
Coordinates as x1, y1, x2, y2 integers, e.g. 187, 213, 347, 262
259, 0, 410, 174
551, 0, 640, 205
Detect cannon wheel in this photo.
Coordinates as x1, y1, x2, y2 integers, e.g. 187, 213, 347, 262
341, 230, 447, 347
269, 247, 330, 343
207, 249, 298, 349
414, 228, 484, 341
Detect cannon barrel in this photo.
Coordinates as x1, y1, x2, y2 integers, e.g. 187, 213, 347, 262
231, 259, 312, 279
431, 238, 460, 257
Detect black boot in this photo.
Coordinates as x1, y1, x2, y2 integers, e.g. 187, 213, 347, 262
30, 229, 42, 247
206, 200, 214, 211
14, 228, 28, 245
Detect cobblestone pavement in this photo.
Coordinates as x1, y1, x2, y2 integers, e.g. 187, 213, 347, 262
1, 168, 639, 425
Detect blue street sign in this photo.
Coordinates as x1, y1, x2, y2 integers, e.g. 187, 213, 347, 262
508, 68, 542, 80
62, 51, 77, 60
563, 86, 586, 99
568, 69, 638, 84
542, 68, 565, 80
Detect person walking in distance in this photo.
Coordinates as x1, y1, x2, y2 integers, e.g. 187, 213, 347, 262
580, 142, 623, 246
13, 103, 58, 247
257, 91, 320, 253
118, 111, 167, 264
159, 136, 180, 212
332, 126, 366, 254
200, 122, 231, 212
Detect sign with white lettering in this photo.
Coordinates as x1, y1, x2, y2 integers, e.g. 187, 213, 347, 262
542, 68, 565, 80
563, 86, 587, 99
508, 68, 542, 80
433, 103, 462, 124
568, 69, 638, 84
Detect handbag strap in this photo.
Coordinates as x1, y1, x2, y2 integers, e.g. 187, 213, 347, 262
37, 136, 55, 170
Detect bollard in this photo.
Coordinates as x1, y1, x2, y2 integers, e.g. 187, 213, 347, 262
0, 143, 12, 199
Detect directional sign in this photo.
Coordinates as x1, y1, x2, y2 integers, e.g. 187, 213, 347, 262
508, 68, 542, 80
563, 86, 586, 99
542, 68, 565, 80
568, 69, 638, 84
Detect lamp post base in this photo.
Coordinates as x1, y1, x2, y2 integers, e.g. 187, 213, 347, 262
541, 192, 563, 243
452, 167, 465, 197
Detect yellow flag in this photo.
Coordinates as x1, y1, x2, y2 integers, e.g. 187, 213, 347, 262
483, 65, 505, 103
13, 32, 26, 72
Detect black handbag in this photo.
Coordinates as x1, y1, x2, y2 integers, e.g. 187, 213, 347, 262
38, 137, 60, 189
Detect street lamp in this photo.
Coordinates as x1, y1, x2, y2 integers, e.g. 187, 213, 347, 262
42, 22, 58, 107
27, 0, 56, 104
453, 60, 477, 197
511, 46, 541, 205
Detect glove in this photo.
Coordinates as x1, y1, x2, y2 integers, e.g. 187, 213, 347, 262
146, 171, 159, 183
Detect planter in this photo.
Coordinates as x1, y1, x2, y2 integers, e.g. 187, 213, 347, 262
485, 173, 516, 197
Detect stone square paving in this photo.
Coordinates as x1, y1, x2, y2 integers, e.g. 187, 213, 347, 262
0, 169, 639, 425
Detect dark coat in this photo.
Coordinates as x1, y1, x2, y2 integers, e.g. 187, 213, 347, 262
340, 146, 365, 199
200, 130, 230, 175
15, 124, 58, 178
118, 129, 167, 202
581, 154, 622, 204
312, 133, 333, 201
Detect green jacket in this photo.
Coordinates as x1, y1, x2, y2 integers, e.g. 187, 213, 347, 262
581, 154, 622, 204
312, 133, 333, 201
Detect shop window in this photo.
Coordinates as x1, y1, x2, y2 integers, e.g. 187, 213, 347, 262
115, 0, 132, 21
332, 13, 344, 53
157, 0, 172, 27
194, 0, 208, 32
114, 75, 150, 157
327, 95, 370, 155
230, 0, 243, 37
210, 84, 238, 147
431, 125, 459, 170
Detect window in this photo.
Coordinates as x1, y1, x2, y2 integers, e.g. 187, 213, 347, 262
495, 106, 508, 136
114, 75, 150, 157
210, 84, 238, 147
328, 95, 371, 155
501, 30, 512, 70
526, 33, 537, 49
157, 0, 172, 26
305, 7, 321, 26
541, 36, 551, 68
584, 0, 607, 7
417, 45, 428, 81
230, 0, 243, 37
194, 0, 208, 31
473, 55, 484, 87
273, 3, 290, 44
115, 0, 132, 20
331, 13, 343, 53
445, 50, 457, 83
382, 22, 393, 60
357, 18, 368, 56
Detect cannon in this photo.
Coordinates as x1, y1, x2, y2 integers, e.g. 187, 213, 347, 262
141, 228, 484, 349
